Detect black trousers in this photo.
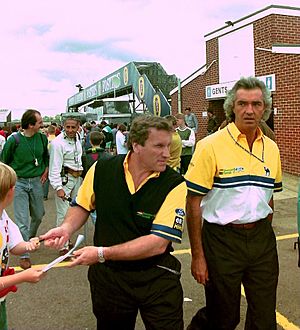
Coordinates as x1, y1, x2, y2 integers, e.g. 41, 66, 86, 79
180, 155, 192, 175
88, 257, 183, 330
190, 219, 278, 330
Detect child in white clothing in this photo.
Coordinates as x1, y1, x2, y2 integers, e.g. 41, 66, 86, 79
0, 162, 45, 329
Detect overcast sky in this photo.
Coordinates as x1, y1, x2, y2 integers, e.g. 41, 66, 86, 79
0, 0, 299, 119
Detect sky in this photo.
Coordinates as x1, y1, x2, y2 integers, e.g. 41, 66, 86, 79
0, 0, 299, 119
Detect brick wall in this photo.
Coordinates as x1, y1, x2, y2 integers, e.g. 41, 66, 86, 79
171, 12, 300, 175
254, 14, 300, 175
171, 38, 222, 141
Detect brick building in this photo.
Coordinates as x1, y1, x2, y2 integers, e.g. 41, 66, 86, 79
170, 5, 300, 175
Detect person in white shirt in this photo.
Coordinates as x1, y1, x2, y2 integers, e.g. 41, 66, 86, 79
49, 117, 83, 253
175, 113, 195, 174
115, 124, 128, 155
0, 135, 5, 156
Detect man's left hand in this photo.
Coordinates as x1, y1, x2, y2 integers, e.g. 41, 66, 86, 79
68, 246, 99, 267
40, 167, 49, 184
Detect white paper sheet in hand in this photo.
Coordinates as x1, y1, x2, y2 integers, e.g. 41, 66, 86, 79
42, 234, 85, 272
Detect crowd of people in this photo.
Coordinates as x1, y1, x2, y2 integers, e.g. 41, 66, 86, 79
0, 76, 288, 330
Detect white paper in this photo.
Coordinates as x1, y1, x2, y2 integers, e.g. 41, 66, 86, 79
42, 234, 85, 272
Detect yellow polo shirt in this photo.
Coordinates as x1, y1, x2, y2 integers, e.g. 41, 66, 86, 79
167, 131, 182, 171
76, 153, 187, 243
185, 122, 282, 225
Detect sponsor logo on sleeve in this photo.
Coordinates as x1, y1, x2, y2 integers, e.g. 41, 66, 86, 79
173, 208, 185, 231
175, 208, 185, 217
173, 216, 184, 231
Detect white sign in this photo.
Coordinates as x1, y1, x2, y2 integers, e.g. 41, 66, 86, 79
205, 74, 276, 99
0, 109, 11, 122
205, 81, 235, 99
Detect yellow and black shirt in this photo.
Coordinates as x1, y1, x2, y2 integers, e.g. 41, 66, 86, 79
185, 122, 282, 225
76, 153, 187, 268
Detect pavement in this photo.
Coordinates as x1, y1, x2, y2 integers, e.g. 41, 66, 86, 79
275, 172, 299, 200
4, 173, 300, 330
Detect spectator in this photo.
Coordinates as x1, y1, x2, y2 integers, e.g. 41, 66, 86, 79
11, 124, 19, 133
77, 125, 85, 146
82, 131, 112, 224
207, 108, 219, 135
83, 122, 92, 151
165, 115, 182, 172
42, 125, 56, 200
0, 134, 5, 156
0, 109, 49, 270
41, 115, 187, 330
82, 131, 112, 177
175, 113, 195, 175
101, 121, 113, 150
91, 121, 101, 132
184, 107, 198, 133
115, 124, 128, 155
0, 127, 6, 138
48, 116, 83, 255
51, 122, 61, 136
110, 123, 118, 152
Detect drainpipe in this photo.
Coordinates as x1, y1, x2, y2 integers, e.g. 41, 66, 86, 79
178, 79, 182, 113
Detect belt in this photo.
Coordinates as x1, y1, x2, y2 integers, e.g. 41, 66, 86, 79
65, 167, 82, 178
226, 218, 268, 229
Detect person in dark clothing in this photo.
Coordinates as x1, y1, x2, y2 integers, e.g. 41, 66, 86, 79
82, 131, 112, 177
206, 108, 219, 135
1, 109, 49, 270
41, 116, 187, 330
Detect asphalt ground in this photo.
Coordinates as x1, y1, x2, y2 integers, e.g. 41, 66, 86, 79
5, 175, 300, 330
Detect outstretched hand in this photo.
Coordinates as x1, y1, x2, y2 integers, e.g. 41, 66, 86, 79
25, 237, 43, 252
21, 267, 46, 283
39, 227, 70, 250
68, 246, 99, 267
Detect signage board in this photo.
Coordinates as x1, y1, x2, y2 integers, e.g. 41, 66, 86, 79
205, 74, 276, 99
0, 109, 11, 122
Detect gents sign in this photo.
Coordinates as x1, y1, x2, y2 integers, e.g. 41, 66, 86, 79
205, 81, 235, 99
205, 74, 276, 99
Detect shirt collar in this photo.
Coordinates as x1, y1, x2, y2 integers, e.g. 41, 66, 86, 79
63, 131, 77, 141
227, 122, 263, 141
123, 151, 160, 194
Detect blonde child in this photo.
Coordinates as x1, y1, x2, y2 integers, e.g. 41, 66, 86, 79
0, 162, 45, 329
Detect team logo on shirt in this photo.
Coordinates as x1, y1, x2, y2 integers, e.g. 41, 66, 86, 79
136, 211, 155, 220
264, 166, 270, 176
219, 167, 244, 175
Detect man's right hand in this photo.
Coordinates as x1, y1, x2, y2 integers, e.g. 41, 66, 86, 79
191, 255, 209, 285
39, 227, 70, 250
56, 188, 65, 200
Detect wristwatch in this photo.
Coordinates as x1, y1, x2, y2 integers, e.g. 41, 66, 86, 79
97, 246, 105, 263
